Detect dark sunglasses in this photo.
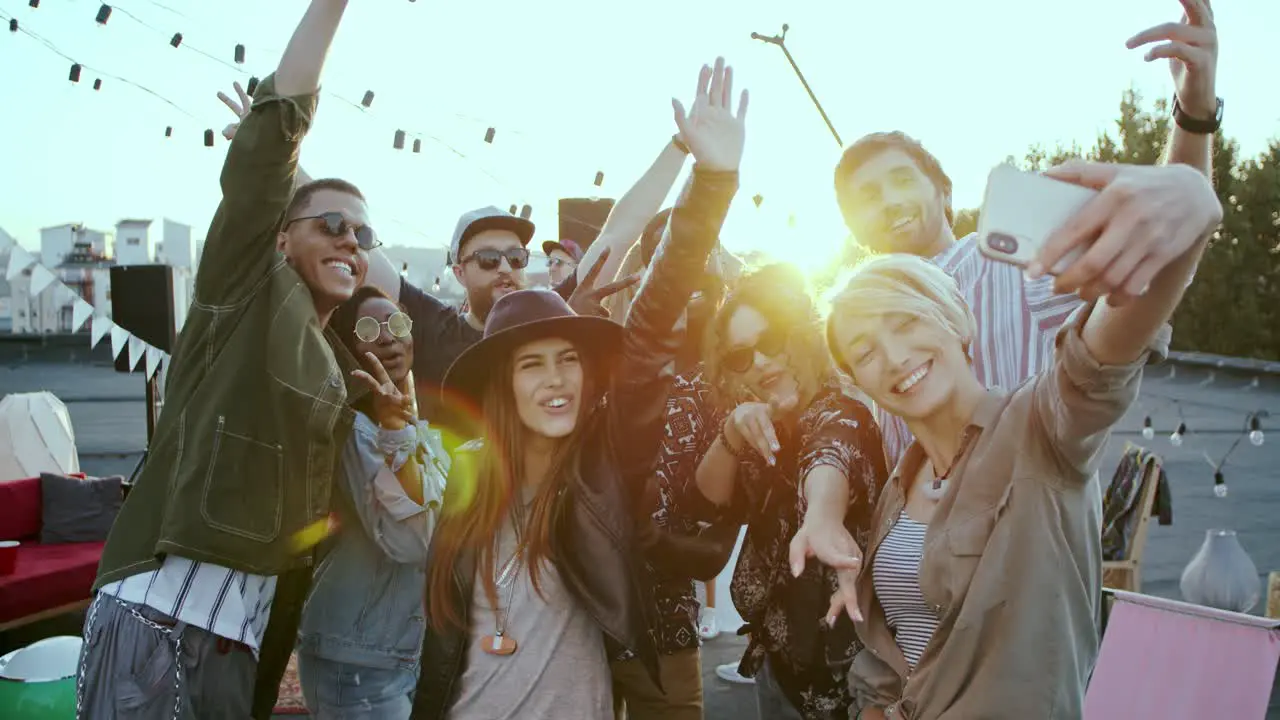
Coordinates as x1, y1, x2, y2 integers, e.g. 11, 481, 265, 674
460, 247, 530, 271
354, 311, 413, 343
722, 325, 789, 374
285, 212, 380, 251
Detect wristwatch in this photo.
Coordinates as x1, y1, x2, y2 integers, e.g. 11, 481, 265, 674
1172, 95, 1223, 135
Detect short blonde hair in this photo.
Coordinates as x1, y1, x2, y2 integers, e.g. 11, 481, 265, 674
825, 254, 976, 374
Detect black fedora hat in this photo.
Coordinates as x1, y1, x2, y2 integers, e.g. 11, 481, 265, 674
443, 289, 624, 404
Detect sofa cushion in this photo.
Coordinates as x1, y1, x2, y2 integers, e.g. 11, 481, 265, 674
0, 540, 104, 624
40, 473, 122, 545
0, 477, 42, 541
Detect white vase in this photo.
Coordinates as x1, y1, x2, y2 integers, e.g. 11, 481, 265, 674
1179, 529, 1261, 614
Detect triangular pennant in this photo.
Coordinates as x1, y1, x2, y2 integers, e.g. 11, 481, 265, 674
110, 324, 130, 360
145, 345, 163, 379
90, 314, 111, 349
6, 245, 34, 281
128, 335, 145, 372
53, 281, 78, 307
72, 298, 94, 333
28, 264, 56, 296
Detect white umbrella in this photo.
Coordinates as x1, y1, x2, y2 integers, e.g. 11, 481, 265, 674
0, 392, 81, 482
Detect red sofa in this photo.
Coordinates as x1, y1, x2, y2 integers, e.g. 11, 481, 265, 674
0, 474, 103, 631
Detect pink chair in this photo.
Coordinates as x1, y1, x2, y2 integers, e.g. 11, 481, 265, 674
1086, 590, 1280, 718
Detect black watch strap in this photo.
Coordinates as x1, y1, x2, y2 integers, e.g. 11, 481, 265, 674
1172, 96, 1223, 134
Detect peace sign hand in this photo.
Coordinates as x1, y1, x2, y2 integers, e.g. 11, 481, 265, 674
672, 57, 749, 173
350, 352, 414, 430
217, 81, 254, 141
567, 247, 642, 319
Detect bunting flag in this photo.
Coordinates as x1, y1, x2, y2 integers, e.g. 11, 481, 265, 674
90, 313, 111, 348
145, 345, 163, 379
110, 324, 130, 360
28, 263, 57, 295
6, 245, 34, 281
71, 297, 94, 332
2, 232, 175, 377
127, 334, 145, 372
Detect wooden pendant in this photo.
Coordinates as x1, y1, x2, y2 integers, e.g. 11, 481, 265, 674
481, 633, 517, 656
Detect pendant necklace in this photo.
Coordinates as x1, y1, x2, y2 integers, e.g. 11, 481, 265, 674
480, 542, 525, 656
920, 427, 977, 501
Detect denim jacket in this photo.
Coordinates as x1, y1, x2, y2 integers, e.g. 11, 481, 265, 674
297, 413, 449, 670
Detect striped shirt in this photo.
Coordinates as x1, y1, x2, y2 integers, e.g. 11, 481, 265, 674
877, 234, 1083, 467
98, 557, 276, 657
871, 511, 937, 668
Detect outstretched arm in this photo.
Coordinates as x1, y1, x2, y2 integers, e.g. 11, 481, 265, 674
198, 0, 348, 305
575, 140, 689, 288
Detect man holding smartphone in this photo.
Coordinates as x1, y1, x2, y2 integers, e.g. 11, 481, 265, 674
833, 0, 1220, 468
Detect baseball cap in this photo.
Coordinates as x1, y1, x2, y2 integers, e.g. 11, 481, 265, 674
541, 238, 583, 262
450, 206, 535, 264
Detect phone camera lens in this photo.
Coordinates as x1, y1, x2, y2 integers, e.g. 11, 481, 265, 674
988, 232, 1019, 254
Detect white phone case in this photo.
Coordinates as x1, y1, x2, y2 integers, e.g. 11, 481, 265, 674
976, 164, 1098, 274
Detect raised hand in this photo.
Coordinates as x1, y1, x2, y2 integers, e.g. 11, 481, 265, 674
217, 81, 253, 141
1126, 0, 1218, 118
672, 57, 749, 173
567, 247, 642, 319
1033, 161, 1222, 303
350, 351, 415, 430
791, 519, 864, 623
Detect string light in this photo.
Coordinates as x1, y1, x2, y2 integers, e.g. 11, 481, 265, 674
753, 193, 763, 208
169, 32, 181, 48
484, 127, 495, 144
1142, 415, 1154, 440
361, 91, 375, 108
1213, 470, 1227, 498
1170, 421, 1187, 447
95, 5, 112, 26
234, 43, 245, 64
594, 171, 604, 187
1248, 414, 1265, 446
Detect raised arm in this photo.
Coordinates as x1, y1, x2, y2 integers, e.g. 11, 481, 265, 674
196, 0, 347, 305
609, 58, 747, 489
1029, 162, 1219, 474
575, 139, 689, 288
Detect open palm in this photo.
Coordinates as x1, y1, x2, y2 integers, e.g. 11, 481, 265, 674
672, 57, 749, 173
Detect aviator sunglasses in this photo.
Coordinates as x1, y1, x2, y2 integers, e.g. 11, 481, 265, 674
722, 324, 789, 374
459, 247, 531, 271
354, 311, 413, 343
284, 212, 380, 251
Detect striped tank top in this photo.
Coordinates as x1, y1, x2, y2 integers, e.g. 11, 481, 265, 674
871, 511, 939, 668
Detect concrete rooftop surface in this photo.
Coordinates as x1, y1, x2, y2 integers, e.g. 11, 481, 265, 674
2, 358, 1277, 718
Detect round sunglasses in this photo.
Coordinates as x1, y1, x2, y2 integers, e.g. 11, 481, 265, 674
284, 212, 380, 251
354, 311, 413, 343
459, 247, 531, 271
721, 325, 789, 374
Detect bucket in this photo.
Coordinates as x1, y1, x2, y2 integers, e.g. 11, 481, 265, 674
0, 636, 83, 719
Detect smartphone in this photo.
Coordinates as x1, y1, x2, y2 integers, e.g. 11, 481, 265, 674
977, 164, 1098, 274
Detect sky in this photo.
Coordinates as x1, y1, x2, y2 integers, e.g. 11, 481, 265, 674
1, 0, 1278, 273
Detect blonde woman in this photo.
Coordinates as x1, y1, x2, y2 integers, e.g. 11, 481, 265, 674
824, 161, 1221, 718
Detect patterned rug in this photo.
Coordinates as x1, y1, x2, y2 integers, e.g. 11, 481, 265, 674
274, 652, 310, 715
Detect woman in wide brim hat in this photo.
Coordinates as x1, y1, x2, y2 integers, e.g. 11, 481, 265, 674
414, 56, 751, 720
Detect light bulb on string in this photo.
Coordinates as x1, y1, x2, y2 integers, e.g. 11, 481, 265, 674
1213, 470, 1227, 498
1248, 415, 1264, 446
1141, 415, 1154, 440
95, 4, 112, 25
1170, 422, 1187, 447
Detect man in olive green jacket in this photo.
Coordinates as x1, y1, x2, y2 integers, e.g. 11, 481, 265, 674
75, 2, 373, 717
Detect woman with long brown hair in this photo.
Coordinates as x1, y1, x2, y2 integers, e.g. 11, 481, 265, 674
687, 263, 888, 719
412, 57, 749, 720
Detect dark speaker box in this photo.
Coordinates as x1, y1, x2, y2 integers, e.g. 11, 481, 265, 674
110, 265, 177, 372
558, 197, 615, 251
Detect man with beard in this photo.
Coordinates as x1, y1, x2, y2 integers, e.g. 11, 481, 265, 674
365, 131, 692, 446
833, 0, 1220, 468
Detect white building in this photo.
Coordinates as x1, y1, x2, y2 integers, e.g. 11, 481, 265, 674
40, 223, 109, 269
114, 219, 154, 265
155, 219, 194, 268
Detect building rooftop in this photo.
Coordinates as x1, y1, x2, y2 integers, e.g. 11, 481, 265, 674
116, 219, 154, 227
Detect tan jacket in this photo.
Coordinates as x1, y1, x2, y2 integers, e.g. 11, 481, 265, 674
850, 305, 1170, 719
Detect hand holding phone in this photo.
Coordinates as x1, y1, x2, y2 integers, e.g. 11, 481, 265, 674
977, 164, 1098, 275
